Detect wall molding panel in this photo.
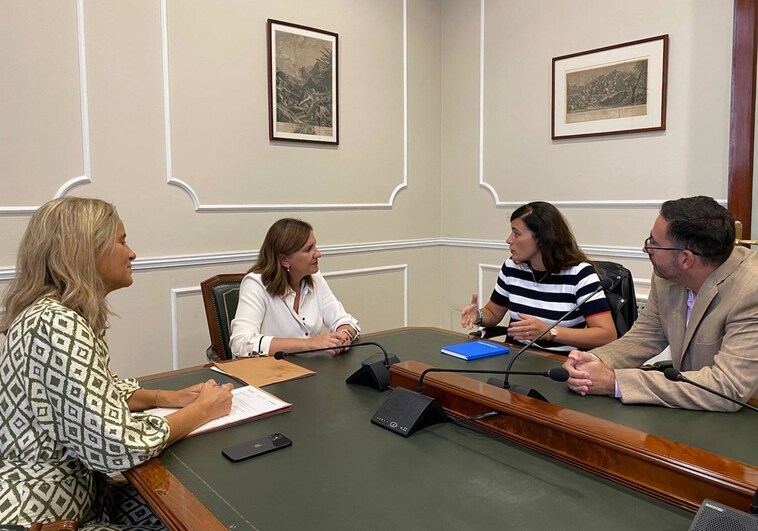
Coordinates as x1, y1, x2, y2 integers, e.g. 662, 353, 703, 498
475, 0, 726, 210
170, 286, 198, 369
160, 0, 408, 212
0, 0, 92, 216
0, 238, 649, 281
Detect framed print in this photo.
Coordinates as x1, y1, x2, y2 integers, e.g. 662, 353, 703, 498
552, 35, 668, 140
267, 19, 338, 144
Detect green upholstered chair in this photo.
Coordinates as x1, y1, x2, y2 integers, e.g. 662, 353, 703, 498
201, 273, 245, 361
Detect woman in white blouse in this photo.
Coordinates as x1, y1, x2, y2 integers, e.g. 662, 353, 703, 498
230, 218, 360, 357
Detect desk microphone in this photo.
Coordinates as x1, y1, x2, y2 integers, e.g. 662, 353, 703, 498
488, 278, 612, 401
371, 366, 569, 438
663, 368, 758, 413
273, 341, 399, 391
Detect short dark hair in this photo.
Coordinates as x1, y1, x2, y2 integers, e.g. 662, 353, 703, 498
659, 196, 735, 266
510, 201, 589, 272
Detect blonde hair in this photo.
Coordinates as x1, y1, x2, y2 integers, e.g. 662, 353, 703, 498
0, 197, 120, 335
250, 218, 314, 297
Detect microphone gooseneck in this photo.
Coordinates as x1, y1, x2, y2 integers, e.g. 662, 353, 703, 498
501, 280, 609, 390
663, 367, 758, 413
273, 341, 389, 365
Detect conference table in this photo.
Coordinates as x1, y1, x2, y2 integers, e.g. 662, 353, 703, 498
128, 328, 758, 530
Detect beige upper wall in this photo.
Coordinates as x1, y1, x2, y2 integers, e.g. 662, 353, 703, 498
1, 0, 442, 253
442, 0, 733, 241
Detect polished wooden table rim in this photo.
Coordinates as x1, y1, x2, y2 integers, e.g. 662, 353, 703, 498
389, 360, 758, 514
124, 458, 227, 531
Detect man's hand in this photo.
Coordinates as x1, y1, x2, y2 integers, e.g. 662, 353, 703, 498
563, 350, 616, 396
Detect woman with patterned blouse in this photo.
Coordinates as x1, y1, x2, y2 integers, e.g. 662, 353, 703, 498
0, 197, 233, 529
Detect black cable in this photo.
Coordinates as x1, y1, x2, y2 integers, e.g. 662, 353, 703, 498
449, 410, 500, 426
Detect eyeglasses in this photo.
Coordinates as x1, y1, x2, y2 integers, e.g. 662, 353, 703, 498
643, 236, 702, 255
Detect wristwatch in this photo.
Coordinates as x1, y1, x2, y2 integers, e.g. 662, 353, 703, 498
473, 308, 484, 326
548, 327, 558, 340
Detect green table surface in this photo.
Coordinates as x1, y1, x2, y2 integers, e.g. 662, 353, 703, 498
141, 328, 757, 530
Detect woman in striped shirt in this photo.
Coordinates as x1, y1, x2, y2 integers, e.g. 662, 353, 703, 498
461, 202, 616, 353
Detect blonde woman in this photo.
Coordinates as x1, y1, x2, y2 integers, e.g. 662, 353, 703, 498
0, 197, 232, 529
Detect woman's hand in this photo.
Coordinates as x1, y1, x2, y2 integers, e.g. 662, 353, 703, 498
160, 383, 204, 408
507, 313, 550, 342
164, 379, 233, 444
193, 380, 234, 422
460, 294, 479, 329
309, 332, 347, 356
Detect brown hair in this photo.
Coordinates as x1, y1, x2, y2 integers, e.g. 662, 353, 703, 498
510, 201, 590, 273
250, 218, 314, 297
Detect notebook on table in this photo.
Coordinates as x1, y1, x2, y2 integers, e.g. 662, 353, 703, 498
440, 340, 510, 361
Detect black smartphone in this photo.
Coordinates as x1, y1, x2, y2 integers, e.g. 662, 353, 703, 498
222, 433, 292, 462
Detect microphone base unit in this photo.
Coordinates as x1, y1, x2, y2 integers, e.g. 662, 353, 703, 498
485, 377, 549, 402
370, 387, 448, 437
687, 499, 758, 531
346, 354, 400, 391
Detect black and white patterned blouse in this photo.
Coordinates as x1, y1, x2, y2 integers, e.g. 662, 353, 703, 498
0, 298, 170, 527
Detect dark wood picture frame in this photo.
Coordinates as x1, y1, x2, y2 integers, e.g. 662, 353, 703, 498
267, 19, 339, 145
552, 35, 668, 140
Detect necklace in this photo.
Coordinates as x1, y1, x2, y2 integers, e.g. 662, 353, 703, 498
529, 265, 550, 285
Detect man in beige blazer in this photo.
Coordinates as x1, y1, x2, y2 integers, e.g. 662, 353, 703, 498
564, 196, 758, 411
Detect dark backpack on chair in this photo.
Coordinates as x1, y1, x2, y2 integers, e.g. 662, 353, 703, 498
594, 261, 638, 337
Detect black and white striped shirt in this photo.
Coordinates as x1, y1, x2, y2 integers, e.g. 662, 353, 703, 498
490, 259, 610, 353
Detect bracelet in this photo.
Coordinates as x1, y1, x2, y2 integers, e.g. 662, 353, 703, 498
341, 329, 354, 341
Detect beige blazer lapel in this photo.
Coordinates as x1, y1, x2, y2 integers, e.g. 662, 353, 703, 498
679, 249, 744, 366
680, 284, 716, 359
663, 284, 689, 368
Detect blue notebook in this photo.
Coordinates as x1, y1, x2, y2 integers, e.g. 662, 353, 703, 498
440, 340, 510, 361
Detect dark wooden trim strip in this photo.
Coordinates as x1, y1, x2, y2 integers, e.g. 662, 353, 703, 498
390, 360, 758, 513
729, 0, 758, 235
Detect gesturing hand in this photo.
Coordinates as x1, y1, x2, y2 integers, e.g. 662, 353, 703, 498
460, 294, 479, 329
